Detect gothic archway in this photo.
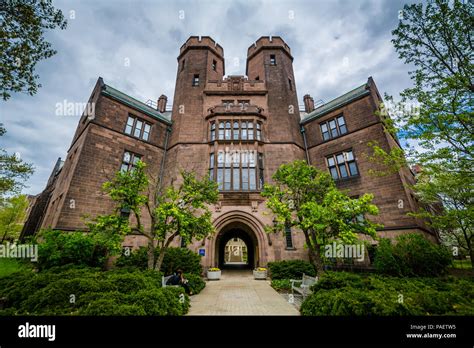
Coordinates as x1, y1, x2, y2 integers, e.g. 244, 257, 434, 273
210, 211, 268, 269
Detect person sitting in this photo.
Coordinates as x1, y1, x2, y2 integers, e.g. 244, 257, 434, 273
166, 269, 193, 295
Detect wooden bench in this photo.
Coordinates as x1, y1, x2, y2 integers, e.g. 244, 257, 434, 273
162, 275, 180, 288
290, 273, 318, 299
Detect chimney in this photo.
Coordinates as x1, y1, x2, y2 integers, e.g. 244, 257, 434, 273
303, 94, 314, 113
157, 95, 167, 113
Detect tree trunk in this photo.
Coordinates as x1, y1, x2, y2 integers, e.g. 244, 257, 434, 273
303, 229, 325, 275
147, 239, 155, 270
0, 230, 8, 244
311, 244, 325, 275
155, 248, 166, 273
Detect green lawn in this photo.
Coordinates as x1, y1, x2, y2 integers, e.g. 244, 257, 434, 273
0, 258, 31, 278
452, 259, 472, 269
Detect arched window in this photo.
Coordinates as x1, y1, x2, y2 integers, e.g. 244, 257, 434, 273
241, 122, 248, 140
210, 122, 216, 141
233, 121, 239, 140
225, 121, 231, 140
218, 122, 224, 140
248, 122, 254, 140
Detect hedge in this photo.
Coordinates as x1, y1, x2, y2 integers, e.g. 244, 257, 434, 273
35, 229, 118, 270
270, 279, 292, 291
374, 233, 452, 277
116, 247, 203, 275
268, 260, 316, 279
0, 266, 191, 316
300, 272, 474, 316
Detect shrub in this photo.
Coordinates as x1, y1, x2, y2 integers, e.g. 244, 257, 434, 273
115, 247, 148, 269
115, 247, 202, 275
268, 260, 316, 279
372, 238, 403, 276
300, 272, 474, 316
374, 233, 452, 277
160, 248, 203, 275
311, 271, 365, 292
270, 279, 292, 291
0, 266, 191, 316
35, 229, 114, 270
80, 299, 147, 316
186, 273, 205, 294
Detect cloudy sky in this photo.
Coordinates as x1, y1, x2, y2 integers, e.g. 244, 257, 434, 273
2, 0, 418, 195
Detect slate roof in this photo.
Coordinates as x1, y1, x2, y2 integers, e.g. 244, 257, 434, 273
101, 83, 172, 125
301, 82, 370, 124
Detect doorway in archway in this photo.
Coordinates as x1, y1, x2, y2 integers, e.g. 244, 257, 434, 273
215, 223, 259, 270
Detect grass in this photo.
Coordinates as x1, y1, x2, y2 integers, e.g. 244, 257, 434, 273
0, 258, 31, 278
452, 259, 472, 270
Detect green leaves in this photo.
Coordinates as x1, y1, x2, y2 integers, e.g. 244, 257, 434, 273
389, 0, 473, 164
262, 161, 381, 273
153, 171, 218, 244
1, 0, 67, 100
94, 160, 219, 271
102, 160, 149, 217
0, 194, 29, 242
0, 125, 34, 198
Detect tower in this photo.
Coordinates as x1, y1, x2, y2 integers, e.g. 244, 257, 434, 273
246, 36, 305, 180
164, 36, 225, 185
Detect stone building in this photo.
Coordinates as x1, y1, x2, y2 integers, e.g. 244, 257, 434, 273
21, 36, 438, 269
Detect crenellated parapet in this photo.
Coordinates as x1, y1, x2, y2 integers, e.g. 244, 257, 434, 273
178, 36, 224, 59
247, 36, 292, 60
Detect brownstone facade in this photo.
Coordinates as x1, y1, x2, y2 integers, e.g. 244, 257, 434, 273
21, 36, 438, 269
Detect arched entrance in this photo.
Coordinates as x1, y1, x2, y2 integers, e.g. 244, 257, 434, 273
216, 224, 257, 269
209, 211, 268, 270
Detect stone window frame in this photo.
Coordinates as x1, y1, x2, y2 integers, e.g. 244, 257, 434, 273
319, 114, 348, 142
120, 150, 142, 172
124, 115, 152, 141
270, 54, 276, 65
284, 222, 294, 249
192, 74, 200, 86
326, 149, 359, 181
212, 119, 262, 142
209, 149, 264, 192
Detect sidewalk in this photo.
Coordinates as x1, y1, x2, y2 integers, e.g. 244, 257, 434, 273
187, 270, 300, 315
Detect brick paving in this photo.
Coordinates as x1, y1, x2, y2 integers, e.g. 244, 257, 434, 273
187, 270, 300, 315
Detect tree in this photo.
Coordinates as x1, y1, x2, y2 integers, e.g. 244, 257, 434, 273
0, 124, 34, 198
90, 161, 218, 271
366, 0, 473, 262
262, 160, 381, 274
409, 162, 473, 268
1, 0, 67, 100
0, 194, 29, 243
370, 0, 473, 168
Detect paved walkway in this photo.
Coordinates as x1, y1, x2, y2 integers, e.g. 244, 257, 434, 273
187, 270, 300, 315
